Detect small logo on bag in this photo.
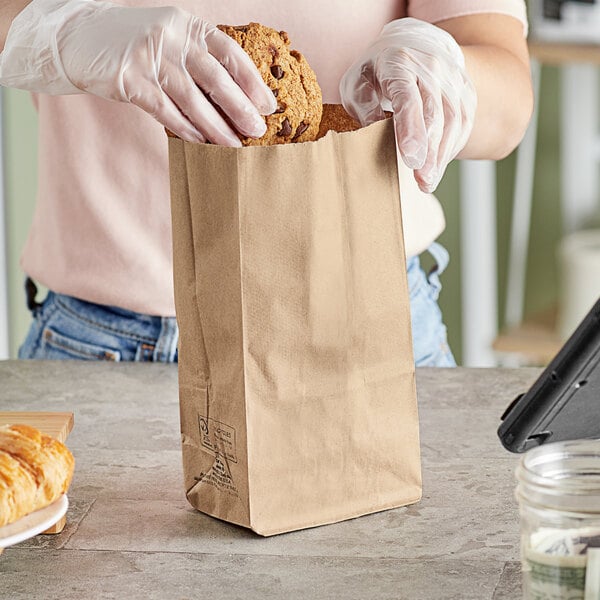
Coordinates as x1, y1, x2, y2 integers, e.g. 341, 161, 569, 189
195, 455, 239, 497
198, 416, 238, 464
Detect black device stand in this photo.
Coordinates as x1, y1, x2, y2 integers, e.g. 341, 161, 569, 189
498, 297, 600, 453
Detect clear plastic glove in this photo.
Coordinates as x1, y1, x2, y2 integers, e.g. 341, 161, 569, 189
0, 0, 277, 145
340, 18, 477, 193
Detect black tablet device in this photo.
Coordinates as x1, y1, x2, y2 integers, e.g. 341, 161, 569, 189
498, 296, 600, 453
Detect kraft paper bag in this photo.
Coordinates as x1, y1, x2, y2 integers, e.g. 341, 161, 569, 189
168, 117, 421, 536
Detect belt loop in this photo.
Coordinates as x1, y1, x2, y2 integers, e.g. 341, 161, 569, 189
153, 317, 179, 363
25, 277, 42, 312
425, 243, 450, 300
426, 242, 450, 278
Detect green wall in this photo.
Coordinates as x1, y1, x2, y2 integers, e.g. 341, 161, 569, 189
4, 88, 38, 358
2, 68, 564, 362
436, 66, 563, 362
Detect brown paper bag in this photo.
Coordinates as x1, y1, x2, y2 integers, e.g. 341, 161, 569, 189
169, 117, 421, 536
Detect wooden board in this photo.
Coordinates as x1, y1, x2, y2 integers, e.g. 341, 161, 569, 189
529, 40, 600, 66
493, 306, 562, 366
0, 412, 74, 443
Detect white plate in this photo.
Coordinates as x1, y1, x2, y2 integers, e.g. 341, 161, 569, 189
0, 495, 68, 549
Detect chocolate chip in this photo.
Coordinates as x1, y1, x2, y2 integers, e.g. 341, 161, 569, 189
270, 65, 284, 79
272, 89, 279, 98
275, 103, 286, 114
277, 118, 292, 137
292, 121, 309, 141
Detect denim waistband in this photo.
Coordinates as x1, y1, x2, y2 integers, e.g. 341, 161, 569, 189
45, 292, 167, 342
45, 291, 178, 362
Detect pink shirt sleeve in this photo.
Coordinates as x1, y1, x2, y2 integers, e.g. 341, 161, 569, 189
408, 0, 528, 35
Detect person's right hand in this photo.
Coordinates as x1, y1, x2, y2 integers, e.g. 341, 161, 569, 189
0, 0, 277, 145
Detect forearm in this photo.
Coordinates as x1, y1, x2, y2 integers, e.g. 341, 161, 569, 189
0, 0, 31, 50
459, 45, 533, 159
438, 14, 534, 160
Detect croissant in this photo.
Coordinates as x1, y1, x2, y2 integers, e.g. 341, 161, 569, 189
0, 424, 75, 527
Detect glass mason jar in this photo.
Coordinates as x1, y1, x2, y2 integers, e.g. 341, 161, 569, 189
516, 439, 600, 600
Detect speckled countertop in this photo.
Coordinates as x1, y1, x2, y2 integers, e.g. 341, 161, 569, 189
0, 361, 540, 600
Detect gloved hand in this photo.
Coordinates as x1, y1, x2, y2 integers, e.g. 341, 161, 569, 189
340, 18, 477, 193
0, 0, 277, 145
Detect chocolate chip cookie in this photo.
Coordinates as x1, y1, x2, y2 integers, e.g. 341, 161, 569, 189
317, 104, 361, 139
316, 105, 392, 139
217, 22, 322, 146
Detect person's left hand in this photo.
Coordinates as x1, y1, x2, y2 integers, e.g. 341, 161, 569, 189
340, 18, 477, 193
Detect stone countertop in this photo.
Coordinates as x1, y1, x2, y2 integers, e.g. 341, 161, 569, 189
0, 361, 540, 600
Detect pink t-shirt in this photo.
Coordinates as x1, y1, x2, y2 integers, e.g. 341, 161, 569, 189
22, 0, 527, 316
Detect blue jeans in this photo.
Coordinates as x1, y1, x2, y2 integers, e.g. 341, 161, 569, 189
19, 243, 455, 366
18, 290, 179, 362
407, 243, 456, 367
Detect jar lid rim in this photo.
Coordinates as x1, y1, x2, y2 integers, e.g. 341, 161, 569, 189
517, 439, 600, 492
